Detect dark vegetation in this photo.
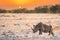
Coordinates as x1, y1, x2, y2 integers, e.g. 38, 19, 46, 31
0, 4, 60, 13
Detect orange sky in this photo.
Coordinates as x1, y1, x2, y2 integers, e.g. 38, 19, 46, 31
0, 0, 60, 9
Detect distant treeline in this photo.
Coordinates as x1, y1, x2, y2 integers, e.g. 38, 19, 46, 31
0, 4, 60, 13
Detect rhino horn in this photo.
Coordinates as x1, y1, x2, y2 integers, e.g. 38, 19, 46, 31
31, 27, 34, 31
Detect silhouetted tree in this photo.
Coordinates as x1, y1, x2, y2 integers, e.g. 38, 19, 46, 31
25, 10, 34, 13
55, 5, 60, 13
0, 9, 7, 13
50, 5, 57, 13
0, 4, 60, 13
12, 8, 27, 13
34, 6, 48, 13
34, 7, 41, 13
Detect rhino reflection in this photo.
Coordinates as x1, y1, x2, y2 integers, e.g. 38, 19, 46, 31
32, 22, 54, 36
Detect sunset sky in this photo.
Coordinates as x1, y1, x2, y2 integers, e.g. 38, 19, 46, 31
0, 0, 60, 9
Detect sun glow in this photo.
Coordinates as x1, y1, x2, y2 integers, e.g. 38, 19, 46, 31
0, 0, 60, 9
13, 0, 30, 5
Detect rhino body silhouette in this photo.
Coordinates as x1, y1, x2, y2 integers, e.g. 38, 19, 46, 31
32, 22, 54, 36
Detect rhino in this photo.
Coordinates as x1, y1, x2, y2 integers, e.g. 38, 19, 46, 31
31, 22, 54, 36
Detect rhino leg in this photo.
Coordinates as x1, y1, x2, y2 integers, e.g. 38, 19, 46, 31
51, 32, 54, 36
49, 31, 51, 35
39, 29, 42, 35
49, 31, 54, 36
